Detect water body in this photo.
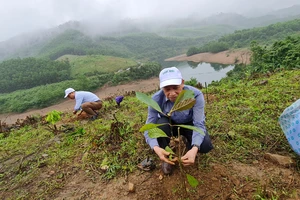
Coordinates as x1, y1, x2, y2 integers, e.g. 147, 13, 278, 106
169, 61, 234, 85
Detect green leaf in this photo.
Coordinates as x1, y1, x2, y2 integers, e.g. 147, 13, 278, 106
174, 90, 194, 105
148, 128, 169, 138
174, 90, 187, 105
140, 123, 169, 138
186, 174, 199, 188
165, 146, 175, 154
169, 98, 196, 115
136, 92, 163, 114
46, 110, 62, 124
176, 125, 205, 135
139, 123, 168, 132
182, 90, 195, 100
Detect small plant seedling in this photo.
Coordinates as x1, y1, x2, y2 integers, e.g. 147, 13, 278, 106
45, 110, 63, 134
136, 90, 205, 196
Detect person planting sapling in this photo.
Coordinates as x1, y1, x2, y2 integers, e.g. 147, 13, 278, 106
143, 67, 213, 175
64, 88, 102, 121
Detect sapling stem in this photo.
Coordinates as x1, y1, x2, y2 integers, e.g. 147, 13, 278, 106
177, 127, 188, 198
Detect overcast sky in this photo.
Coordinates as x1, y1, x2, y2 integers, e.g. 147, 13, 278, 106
0, 0, 299, 42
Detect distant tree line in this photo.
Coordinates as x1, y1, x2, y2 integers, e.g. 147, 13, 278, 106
225, 35, 300, 80
187, 19, 300, 56
0, 57, 71, 93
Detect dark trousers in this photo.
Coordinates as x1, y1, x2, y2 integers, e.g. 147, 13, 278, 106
157, 116, 213, 153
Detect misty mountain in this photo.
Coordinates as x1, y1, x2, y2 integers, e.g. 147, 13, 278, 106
267, 4, 300, 18
168, 5, 300, 29
0, 5, 299, 62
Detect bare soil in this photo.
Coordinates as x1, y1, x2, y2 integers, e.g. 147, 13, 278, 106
51, 159, 300, 200
165, 49, 251, 65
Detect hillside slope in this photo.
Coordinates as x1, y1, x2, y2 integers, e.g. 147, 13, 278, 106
1, 69, 299, 200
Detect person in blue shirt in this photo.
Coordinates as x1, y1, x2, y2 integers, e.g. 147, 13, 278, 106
144, 67, 213, 175
64, 88, 102, 120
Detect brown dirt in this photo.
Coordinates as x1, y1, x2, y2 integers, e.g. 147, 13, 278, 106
50, 156, 300, 200
165, 49, 251, 65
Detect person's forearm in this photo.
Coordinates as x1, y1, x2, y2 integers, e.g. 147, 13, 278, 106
192, 132, 204, 146
144, 131, 159, 149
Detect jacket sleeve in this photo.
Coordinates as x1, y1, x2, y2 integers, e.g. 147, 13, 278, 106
144, 106, 160, 149
191, 92, 206, 146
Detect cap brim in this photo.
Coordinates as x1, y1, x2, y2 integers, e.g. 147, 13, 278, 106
64, 94, 69, 98
160, 79, 182, 88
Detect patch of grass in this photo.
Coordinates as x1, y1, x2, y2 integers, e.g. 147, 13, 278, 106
57, 54, 137, 78
207, 69, 300, 160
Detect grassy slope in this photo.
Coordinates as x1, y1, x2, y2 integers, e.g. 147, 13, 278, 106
0, 69, 299, 199
57, 54, 137, 77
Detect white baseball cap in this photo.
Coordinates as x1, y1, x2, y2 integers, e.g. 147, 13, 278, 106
64, 88, 75, 98
159, 67, 183, 88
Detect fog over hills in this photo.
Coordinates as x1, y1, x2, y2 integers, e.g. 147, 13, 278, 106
0, 2, 299, 61
1, 0, 299, 42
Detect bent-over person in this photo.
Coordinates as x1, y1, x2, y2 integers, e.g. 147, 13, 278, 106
64, 88, 102, 121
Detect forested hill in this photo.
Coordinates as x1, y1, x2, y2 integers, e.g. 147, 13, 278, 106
0, 30, 214, 65
187, 18, 300, 56
37, 31, 214, 63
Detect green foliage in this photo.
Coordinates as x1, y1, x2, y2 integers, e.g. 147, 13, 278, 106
0, 57, 71, 93
176, 125, 204, 136
250, 36, 300, 73
137, 90, 201, 136
146, 127, 169, 139
187, 18, 300, 55
45, 110, 62, 124
170, 90, 196, 115
225, 35, 300, 81
136, 92, 163, 114
184, 78, 198, 87
34, 30, 212, 65
188, 41, 230, 55
111, 62, 161, 85
57, 54, 137, 78
186, 174, 199, 188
